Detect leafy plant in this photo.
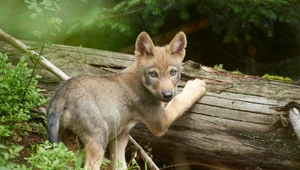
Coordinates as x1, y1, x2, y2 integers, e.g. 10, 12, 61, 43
0, 52, 46, 137
0, 144, 27, 170
127, 151, 141, 170
24, 0, 64, 39
26, 141, 84, 170
0, 141, 84, 170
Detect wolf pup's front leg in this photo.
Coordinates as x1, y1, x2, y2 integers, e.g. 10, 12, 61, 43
163, 79, 206, 130
175, 79, 206, 109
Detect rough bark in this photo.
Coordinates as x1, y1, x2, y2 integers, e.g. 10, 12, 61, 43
1, 40, 300, 169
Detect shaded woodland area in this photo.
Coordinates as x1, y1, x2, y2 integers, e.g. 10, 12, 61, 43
1, 1, 300, 170
1, 0, 300, 79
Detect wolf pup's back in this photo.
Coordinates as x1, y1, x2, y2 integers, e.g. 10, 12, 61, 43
47, 75, 123, 143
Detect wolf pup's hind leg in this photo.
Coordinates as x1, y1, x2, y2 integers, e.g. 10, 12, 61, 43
108, 132, 129, 169
84, 140, 105, 170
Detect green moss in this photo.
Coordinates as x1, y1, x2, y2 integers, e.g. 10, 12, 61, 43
213, 64, 244, 76
213, 64, 225, 71
262, 74, 293, 82
232, 70, 244, 76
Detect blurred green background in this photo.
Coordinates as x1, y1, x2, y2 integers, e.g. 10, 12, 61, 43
1, 0, 300, 80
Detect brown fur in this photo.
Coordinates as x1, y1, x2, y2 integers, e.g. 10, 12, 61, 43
47, 31, 206, 170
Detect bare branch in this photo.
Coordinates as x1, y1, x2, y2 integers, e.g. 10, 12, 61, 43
0, 29, 70, 80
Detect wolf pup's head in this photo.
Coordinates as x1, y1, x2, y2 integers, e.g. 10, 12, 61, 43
134, 31, 187, 102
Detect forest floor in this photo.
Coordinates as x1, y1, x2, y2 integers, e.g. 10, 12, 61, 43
9, 118, 47, 166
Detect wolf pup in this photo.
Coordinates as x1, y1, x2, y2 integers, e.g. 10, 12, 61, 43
47, 31, 206, 170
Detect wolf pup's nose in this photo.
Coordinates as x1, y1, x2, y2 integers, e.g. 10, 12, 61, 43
162, 91, 173, 101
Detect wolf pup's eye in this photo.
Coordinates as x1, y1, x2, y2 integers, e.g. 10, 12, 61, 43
149, 71, 158, 77
170, 69, 177, 76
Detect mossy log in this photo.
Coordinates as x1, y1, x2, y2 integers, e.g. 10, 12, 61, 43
1, 40, 300, 169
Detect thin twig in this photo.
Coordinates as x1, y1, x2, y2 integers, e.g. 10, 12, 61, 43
28, 41, 46, 86
129, 136, 160, 170
21, 41, 46, 104
0, 28, 159, 170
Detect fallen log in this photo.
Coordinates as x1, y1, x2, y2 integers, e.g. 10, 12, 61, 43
1, 40, 300, 169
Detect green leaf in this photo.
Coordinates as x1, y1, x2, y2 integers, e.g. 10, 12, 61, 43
33, 30, 42, 38
13, 146, 24, 153
27, 2, 38, 10
152, 8, 161, 16
128, 0, 140, 7
35, 7, 43, 13
180, 10, 189, 20
40, 0, 53, 7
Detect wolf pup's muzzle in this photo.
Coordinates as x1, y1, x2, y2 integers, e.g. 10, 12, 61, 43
161, 91, 174, 102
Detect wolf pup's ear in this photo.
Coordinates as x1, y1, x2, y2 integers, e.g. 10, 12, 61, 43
169, 32, 187, 56
135, 32, 154, 57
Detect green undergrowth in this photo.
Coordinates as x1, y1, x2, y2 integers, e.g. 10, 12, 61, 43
0, 53, 46, 137
0, 141, 84, 170
0, 52, 84, 169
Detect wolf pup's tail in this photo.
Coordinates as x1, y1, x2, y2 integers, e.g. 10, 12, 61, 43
47, 111, 61, 143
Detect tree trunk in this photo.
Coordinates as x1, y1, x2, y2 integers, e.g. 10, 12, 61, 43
1, 40, 300, 169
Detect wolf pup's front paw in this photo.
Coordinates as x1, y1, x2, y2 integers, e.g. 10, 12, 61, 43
181, 79, 206, 103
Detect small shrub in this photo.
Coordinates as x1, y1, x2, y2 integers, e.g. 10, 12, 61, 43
26, 141, 84, 170
0, 52, 46, 137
